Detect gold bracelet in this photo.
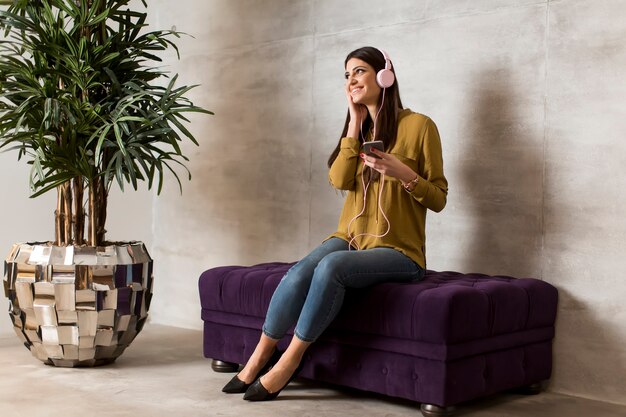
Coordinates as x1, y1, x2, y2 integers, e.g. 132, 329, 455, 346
402, 175, 419, 192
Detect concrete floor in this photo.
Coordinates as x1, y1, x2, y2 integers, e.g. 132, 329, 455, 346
0, 324, 624, 417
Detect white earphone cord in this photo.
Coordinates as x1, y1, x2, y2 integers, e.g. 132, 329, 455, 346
346, 86, 391, 250
347, 170, 391, 250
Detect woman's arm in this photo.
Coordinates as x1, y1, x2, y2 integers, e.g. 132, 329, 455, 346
362, 118, 448, 212
328, 136, 360, 190
406, 118, 448, 212
328, 87, 368, 190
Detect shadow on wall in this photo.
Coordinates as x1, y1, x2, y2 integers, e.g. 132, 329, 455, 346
178, 38, 313, 266
548, 286, 625, 399
457, 68, 543, 278
458, 70, 626, 399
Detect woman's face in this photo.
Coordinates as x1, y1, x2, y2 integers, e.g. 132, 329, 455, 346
345, 58, 381, 107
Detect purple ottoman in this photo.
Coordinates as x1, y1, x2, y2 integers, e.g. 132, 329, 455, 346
199, 262, 558, 416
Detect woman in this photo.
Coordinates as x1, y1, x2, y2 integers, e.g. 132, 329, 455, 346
222, 46, 448, 401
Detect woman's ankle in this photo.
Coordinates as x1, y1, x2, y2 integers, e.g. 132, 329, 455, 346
238, 346, 278, 383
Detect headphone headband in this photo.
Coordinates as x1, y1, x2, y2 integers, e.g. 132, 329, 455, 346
377, 48, 392, 70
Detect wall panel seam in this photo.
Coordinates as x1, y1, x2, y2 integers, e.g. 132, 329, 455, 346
540, 1, 551, 282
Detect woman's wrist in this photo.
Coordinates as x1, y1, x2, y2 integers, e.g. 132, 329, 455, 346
347, 122, 360, 139
401, 171, 420, 192
398, 168, 417, 184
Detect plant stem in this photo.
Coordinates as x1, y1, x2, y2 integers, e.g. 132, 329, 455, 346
96, 177, 108, 245
88, 176, 108, 246
55, 185, 64, 246
88, 180, 96, 246
62, 182, 72, 244
72, 177, 84, 245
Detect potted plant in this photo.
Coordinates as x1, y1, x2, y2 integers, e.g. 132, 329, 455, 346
0, 0, 211, 366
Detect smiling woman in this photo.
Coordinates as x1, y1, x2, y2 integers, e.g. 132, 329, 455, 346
220, 46, 449, 402
328, 47, 405, 179
345, 63, 379, 106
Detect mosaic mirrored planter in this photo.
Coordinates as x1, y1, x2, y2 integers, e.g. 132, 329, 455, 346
3, 242, 153, 367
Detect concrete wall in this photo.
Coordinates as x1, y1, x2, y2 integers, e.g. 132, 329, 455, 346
1, 0, 624, 406
145, 0, 626, 404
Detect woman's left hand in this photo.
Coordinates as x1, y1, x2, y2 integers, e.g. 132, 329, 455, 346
361, 149, 417, 184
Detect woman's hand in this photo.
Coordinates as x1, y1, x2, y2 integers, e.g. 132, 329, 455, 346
346, 86, 367, 139
360, 149, 418, 184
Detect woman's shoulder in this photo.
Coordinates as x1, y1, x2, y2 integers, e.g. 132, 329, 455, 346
398, 108, 435, 127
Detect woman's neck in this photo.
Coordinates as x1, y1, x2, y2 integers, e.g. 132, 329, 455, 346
366, 104, 379, 120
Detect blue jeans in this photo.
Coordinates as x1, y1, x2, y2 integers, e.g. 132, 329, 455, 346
262, 237, 424, 342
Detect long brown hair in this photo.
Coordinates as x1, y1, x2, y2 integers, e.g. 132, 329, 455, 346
327, 46, 403, 169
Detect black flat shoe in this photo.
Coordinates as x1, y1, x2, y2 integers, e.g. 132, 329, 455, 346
221, 349, 282, 394
242, 360, 305, 401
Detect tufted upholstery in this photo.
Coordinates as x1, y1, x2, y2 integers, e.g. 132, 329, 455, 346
199, 262, 558, 408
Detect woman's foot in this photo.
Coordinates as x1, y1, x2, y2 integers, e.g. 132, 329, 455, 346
259, 359, 300, 393
221, 348, 281, 393
242, 344, 284, 384
242, 357, 304, 401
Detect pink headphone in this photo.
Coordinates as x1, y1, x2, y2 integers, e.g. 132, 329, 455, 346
376, 48, 395, 88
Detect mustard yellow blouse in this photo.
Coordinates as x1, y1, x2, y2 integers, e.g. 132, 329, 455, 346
326, 109, 448, 269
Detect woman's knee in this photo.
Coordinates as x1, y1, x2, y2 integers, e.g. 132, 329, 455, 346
279, 262, 316, 293
313, 252, 348, 285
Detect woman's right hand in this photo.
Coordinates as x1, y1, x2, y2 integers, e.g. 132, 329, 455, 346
346, 85, 366, 139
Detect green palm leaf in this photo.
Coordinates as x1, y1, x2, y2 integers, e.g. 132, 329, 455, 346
0, 0, 212, 246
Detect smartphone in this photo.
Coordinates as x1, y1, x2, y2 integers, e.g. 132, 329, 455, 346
362, 140, 385, 159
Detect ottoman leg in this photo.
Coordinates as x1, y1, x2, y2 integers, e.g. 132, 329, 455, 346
515, 382, 543, 395
211, 359, 240, 373
420, 403, 456, 417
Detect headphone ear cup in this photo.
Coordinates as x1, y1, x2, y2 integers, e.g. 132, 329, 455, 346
377, 68, 395, 88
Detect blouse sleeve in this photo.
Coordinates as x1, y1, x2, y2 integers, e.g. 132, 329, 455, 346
407, 118, 448, 212
328, 136, 360, 191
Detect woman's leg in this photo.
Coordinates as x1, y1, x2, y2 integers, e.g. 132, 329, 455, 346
235, 333, 280, 384
257, 247, 423, 393
255, 335, 311, 395
295, 247, 423, 342
262, 237, 349, 340
236, 238, 348, 384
